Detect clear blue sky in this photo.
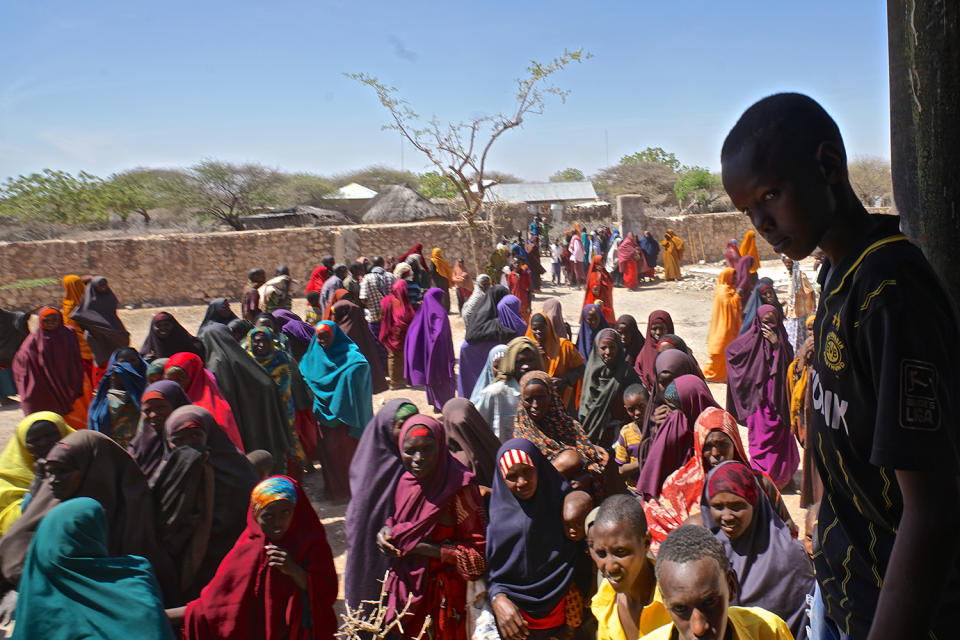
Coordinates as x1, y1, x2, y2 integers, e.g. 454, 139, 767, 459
0, 0, 890, 183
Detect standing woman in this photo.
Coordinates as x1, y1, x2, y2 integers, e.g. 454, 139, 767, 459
582, 256, 616, 325
638, 231, 660, 281
68, 276, 130, 386
739, 230, 760, 273
61, 275, 95, 396
473, 338, 545, 442
12, 307, 84, 422
405, 288, 456, 411
725, 238, 741, 268
725, 304, 799, 490
459, 285, 515, 399
331, 296, 389, 393
525, 235, 546, 292
378, 416, 486, 640
380, 279, 416, 390
733, 255, 758, 305
633, 310, 674, 391
702, 268, 743, 383
140, 312, 204, 363
578, 329, 641, 448
526, 312, 584, 410
299, 321, 373, 503
163, 352, 245, 452
605, 230, 621, 286
486, 438, 583, 640
567, 233, 586, 286
429, 247, 454, 312
452, 259, 474, 313
617, 232, 641, 290
660, 230, 684, 281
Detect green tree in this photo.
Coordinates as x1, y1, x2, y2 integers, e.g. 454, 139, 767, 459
592, 161, 677, 208
276, 172, 337, 206
620, 147, 681, 171
332, 165, 419, 193
549, 168, 585, 182
418, 171, 459, 198
0, 169, 111, 225
177, 160, 283, 230
101, 168, 184, 225
674, 166, 723, 212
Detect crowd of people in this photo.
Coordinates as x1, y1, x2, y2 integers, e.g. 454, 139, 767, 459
0, 93, 956, 640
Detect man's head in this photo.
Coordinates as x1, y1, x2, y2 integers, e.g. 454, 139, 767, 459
721, 93, 849, 260
592, 494, 652, 596
655, 526, 737, 640
306, 290, 320, 307
562, 490, 594, 541
321, 255, 335, 268
372, 256, 385, 268
274, 264, 289, 276
333, 263, 348, 279
349, 261, 366, 278
248, 268, 266, 285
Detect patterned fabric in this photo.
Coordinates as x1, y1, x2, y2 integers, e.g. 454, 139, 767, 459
246, 327, 305, 464
498, 448, 535, 477
250, 476, 297, 516
614, 421, 643, 491
304, 304, 321, 326
359, 268, 395, 323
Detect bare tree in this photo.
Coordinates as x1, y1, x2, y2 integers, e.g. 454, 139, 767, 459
847, 155, 893, 207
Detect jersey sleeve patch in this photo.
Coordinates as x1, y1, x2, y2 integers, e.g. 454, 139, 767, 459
900, 359, 940, 430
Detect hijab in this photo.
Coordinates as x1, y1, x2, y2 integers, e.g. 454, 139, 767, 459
583, 255, 616, 322
470, 344, 508, 405
733, 255, 758, 302
442, 397, 502, 488
139, 312, 204, 362
164, 352, 245, 452
299, 321, 373, 438
701, 461, 814, 638
404, 288, 456, 410
465, 285, 515, 344
0, 308, 29, 367
739, 279, 782, 335
198, 297, 239, 332
331, 298, 389, 393
87, 349, 148, 440
128, 380, 192, 478
541, 298, 569, 341
634, 310, 674, 389
345, 399, 417, 611
497, 294, 528, 337
617, 231, 639, 264
726, 304, 794, 422
578, 328, 640, 445
305, 265, 329, 295
486, 438, 581, 617
398, 243, 425, 263
430, 248, 454, 284
460, 275, 489, 326
739, 230, 760, 273
639, 231, 660, 266
575, 303, 610, 361
272, 309, 316, 358
68, 277, 130, 366
379, 279, 416, 352
14, 497, 175, 640
615, 314, 644, 368
12, 308, 84, 416
61, 275, 93, 360
725, 239, 741, 269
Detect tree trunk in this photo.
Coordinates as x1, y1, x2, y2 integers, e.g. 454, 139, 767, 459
887, 0, 960, 312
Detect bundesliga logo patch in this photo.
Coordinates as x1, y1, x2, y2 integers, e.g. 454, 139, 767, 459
900, 360, 940, 430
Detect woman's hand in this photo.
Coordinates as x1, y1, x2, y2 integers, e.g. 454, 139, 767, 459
595, 447, 610, 467
653, 404, 672, 425
266, 544, 308, 589
492, 594, 529, 640
761, 324, 778, 347
376, 526, 400, 557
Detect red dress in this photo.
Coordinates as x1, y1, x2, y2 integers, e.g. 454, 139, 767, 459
507, 268, 532, 320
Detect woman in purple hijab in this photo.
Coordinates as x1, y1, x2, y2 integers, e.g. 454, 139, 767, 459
458, 285, 514, 398
635, 372, 719, 499
725, 304, 799, 489
404, 288, 456, 410
496, 294, 528, 337
271, 309, 315, 360
733, 255, 758, 304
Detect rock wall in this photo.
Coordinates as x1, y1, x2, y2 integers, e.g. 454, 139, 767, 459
0, 220, 493, 310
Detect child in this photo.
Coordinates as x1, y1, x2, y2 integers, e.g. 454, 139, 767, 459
551, 238, 564, 286
562, 490, 594, 542
245, 449, 274, 481
304, 290, 322, 326
614, 384, 649, 494
722, 92, 960, 640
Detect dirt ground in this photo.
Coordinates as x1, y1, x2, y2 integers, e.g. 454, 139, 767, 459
0, 256, 815, 606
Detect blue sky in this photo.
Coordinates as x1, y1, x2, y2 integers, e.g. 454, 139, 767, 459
0, 1, 890, 183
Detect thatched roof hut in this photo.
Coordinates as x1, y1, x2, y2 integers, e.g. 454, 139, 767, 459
360, 184, 450, 224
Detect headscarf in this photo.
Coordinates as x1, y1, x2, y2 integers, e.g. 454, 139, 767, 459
12, 307, 84, 415
739, 278, 782, 335
139, 312, 204, 362
0, 431, 176, 602
524, 313, 584, 404
583, 256, 616, 324
183, 477, 338, 640
87, 349, 148, 441
345, 399, 416, 611
639, 231, 660, 267
704, 269, 743, 379
469, 344, 508, 405
0, 308, 29, 367
299, 321, 373, 438
198, 297, 239, 332
442, 397, 502, 488
486, 438, 581, 617
164, 352, 245, 451
512, 371, 603, 476
67, 277, 130, 366
430, 247, 454, 285
60, 275, 93, 360
272, 309, 316, 354
128, 380, 192, 478
305, 264, 329, 296
465, 285, 515, 344
404, 288, 456, 410
198, 324, 297, 474
0, 412, 73, 535
701, 461, 814, 637
725, 239, 741, 268
575, 303, 610, 362
473, 338, 543, 441
726, 304, 794, 422
578, 328, 640, 444
460, 275, 489, 326
249, 476, 297, 515
733, 255, 757, 304
453, 260, 474, 293
541, 298, 569, 342
331, 298, 389, 393
497, 294, 528, 337
398, 243, 425, 263
739, 230, 760, 273
634, 310, 674, 389
322, 289, 350, 322
14, 497, 175, 640
617, 232, 639, 264
379, 279, 416, 352
384, 416, 475, 625
635, 373, 719, 499
606, 232, 622, 273
615, 314, 644, 368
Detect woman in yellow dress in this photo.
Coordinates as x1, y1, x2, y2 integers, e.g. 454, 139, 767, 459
702, 268, 742, 382
740, 230, 760, 274
660, 229, 684, 281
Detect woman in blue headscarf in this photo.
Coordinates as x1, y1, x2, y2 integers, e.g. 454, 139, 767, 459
575, 303, 610, 362
299, 321, 373, 502
87, 347, 147, 448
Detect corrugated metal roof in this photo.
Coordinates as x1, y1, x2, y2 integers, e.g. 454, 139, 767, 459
337, 183, 378, 199
484, 181, 597, 203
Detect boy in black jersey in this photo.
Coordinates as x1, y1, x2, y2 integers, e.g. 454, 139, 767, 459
720, 93, 960, 640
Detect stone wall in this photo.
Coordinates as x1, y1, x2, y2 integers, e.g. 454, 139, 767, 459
0, 220, 493, 310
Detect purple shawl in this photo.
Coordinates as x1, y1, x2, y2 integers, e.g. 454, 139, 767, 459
725, 304, 794, 422
733, 255, 757, 300
457, 339, 500, 398
404, 288, 456, 410
634, 310, 674, 389
635, 373, 719, 499
272, 309, 316, 344
497, 295, 528, 337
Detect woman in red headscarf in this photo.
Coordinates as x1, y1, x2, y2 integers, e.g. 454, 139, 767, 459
380, 280, 416, 390
617, 232, 641, 290
582, 255, 616, 325
163, 352, 245, 451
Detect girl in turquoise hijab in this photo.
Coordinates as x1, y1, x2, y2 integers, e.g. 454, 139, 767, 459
13, 497, 174, 639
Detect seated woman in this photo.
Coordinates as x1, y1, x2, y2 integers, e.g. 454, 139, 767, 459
701, 461, 814, 639
512, 371, 607, 493
12, 307, 84, 423
405, 288, 457, 411
199, 324, 298, 475
129, 380, 192, 478
377, 415, 486, 640
299, 322, 373, 503
345, 400, 418, 618
575, 304, 609, 363
139, 311, 204, 363
725, 305, 800, 489
486, 438, 584, 640
578, 328, 641, 448
473, 338, 545, 442
442, 397, 502, 491
0, 430, 177, 605
197, 297, 238, 333
14, 497, 174, 640
173, 476, 338, 639
0, 412, 73, 535
87, 347, 148, 448
164, 352, 245, 452
643, 407, 796, 554
526, 312, 584, 411
151, 405, 259, 600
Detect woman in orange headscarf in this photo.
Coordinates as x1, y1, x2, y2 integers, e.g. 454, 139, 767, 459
322, 289, 350, 322
740, 230, 760, 274
61, 275, 95, 426
660, 230, 684, 281
429, 247, 454, 312
582, 255, 616, 325
702, 268, 742, 382
526, 310, 585, 410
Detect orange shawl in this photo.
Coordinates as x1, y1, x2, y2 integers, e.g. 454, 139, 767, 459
740, 230, 760, 274
702, 268, 742, 382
